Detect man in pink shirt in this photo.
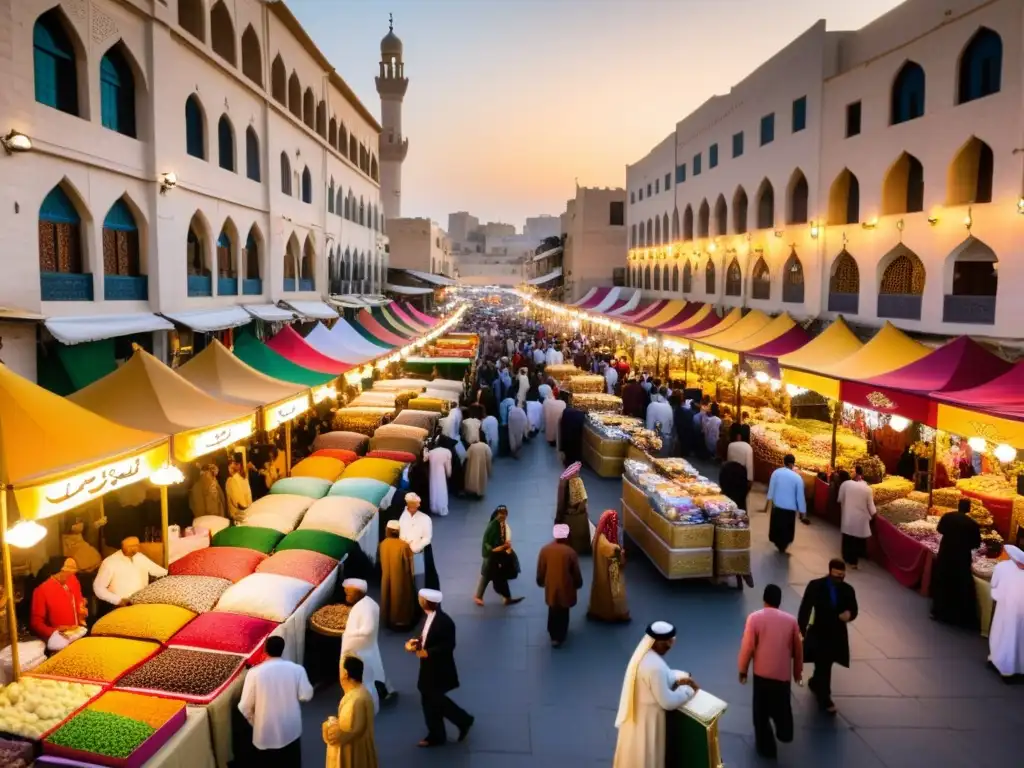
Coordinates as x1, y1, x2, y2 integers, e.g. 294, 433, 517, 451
738, 584, 803, 759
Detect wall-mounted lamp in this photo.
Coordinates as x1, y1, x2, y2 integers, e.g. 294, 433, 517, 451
160, 172, 178, 193
809, 222, 820, 239
896, 218, 905, 232
1017, 197, 1024, 214
963, 206, 973, 232
708, 242, 717, 253
927, 215, 939, 226
861, 218, 878, 230
773, 230, 784, 238
1, 130, 32, 155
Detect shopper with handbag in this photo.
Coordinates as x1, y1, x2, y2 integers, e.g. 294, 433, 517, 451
473, 505, 525, 607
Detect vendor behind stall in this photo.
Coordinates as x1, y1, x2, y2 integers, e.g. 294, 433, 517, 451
93, 536, 167, 612
30, 558, 87, 652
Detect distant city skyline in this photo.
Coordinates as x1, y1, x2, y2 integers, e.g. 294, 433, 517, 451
289, 0, 904, 227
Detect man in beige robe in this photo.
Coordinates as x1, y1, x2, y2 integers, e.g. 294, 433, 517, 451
463, 441, 493, 498
325, 655, 378, 768
378, 520, 417, 631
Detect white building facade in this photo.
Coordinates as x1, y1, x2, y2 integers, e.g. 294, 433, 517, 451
626, 0, 1022, 339
0, 0, 387, 381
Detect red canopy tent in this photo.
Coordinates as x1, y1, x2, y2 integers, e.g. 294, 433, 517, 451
741, 325, 812, 378
650, 302, 703, 331
266, 326, 355, 374
677, 309, 726, 336
840, 336, 1013, 425
575, 287, 612, 309
403, 303, 438, 327
935, 357, 1024, 417
355, 310, 408, 346
617, 300, 667, 324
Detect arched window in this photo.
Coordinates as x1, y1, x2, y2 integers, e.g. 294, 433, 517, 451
186, 213, 211, 296
828, 169, 860, 225
630, 224, 637, 247
283, 235, 299, 291
653, 264, 662, 291
288, 72, 301, 118
100, 44, 136, 137
336, 187, 344, 217
245, 127, 260, 182
752, 256, 771, 300
271, 55, 286, 104
339, 123, 349, 156
787, 170, 809, 224
949, 236, 997, 297
891, 61, 926, 125
705, 259, 716, 294
671, 208, 680, 240
756, 179, 775, 229
280, 153, 293, 195
178, 0, 205, 42
241, 25, 261, 85
316, 101, 327, 137
102, 198, 140, 284
714, 195, 728, 235
343, 194, 351, 220
244, 227, 261, 290
733, 186, 748, 234
644, 265, 651, 290
948, 136, 994, 205
671, 264, 679, 292
830, 250, 860, 295
301, 167, 312, 204
371, 156, 379, 182
39, 185, 84, 280
185, 94, 205, 159
783, 249, 804, 303
302, 88, 314, 128
645, 218, 652, 246
329, 117, 338, 147
654, 216, 661, 244
958, 29, 1002, 104
683, 205, 694, 240
882, 152, 925, 214
683, 261, 693, 293
359, 198, 366, 226
349, 135, 358, 162
217, 115, 234, 171
726, 258, 742, 296
662, 213, 669, 242
880, 246, 926, 295
33, 9, 79, 115
209, 1, 235, 65
327, 179, 335, 213
217, 226, 235, 282
698, 200, 710, 238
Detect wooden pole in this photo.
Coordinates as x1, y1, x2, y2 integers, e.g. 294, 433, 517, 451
159, 486, 170, 569
285, 421, 293, 477
0, 490, 21, 682
927, 431, 938, 508
830, 400, 841, 471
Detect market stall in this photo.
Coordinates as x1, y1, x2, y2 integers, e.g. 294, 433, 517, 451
232, 330, 339, 387
266, 326, 356, 374
582, 414, 659, 477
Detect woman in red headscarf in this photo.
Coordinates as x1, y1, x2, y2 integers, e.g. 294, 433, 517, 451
587, 510, 630, 623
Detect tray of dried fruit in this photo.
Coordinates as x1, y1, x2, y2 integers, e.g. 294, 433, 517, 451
41, 691, 185, 768
112, 647, 246, 706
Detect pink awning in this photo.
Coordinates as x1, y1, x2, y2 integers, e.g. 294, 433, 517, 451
403, 303, 438, 327
650, 303, 703, 331
356, 310, 408, 346
266, 326, 355, 374
679, 310, 724, 336
577, 287, 612, 310
390, 303, 429, 333
618, 300, 666, 324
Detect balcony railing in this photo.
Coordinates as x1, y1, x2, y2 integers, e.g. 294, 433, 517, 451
877, 293, 922, 320
943, 294, 995, 325
41, 272, 93, 301
242, 278, 263, 296
827, 292, 858, 314
283, 277, 296, 292
782, 283, 805, 304
299, 278, 315, 291
217, 277, 238, 296
104, 275, 147, 301
187, 274, 212, 297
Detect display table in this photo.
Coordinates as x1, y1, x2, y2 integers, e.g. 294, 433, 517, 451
869, 516, 933, 596
958, 489, 1013, 539
581, 423, 627, 478
271, 564, 341, 666
195, 669, 246, 768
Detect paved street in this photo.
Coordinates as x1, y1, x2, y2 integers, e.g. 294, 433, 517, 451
300, 434, 1024, 767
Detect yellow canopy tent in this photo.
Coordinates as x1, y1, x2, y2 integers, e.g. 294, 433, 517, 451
660, 303, 713, 333
0, 363, 169, 680
729, 313, 800, 354
69, 348, 256, 462
685, 307, 744, 340
177, 340, 311, 431
779, 317, 864, 399
936, 404, 1024, 449
638, 300, 687, 329
818, 322, 930, 380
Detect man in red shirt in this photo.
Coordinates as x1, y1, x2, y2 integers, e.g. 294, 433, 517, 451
31, 558, 88, 652
738, 584, 803, 759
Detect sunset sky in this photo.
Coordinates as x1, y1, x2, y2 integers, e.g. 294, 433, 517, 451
289, 0, 905, 231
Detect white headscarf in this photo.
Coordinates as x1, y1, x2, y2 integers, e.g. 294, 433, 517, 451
1005, 545, 1024, 566
615, 622, 675, 728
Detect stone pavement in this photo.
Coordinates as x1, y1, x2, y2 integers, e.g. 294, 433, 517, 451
299, 434, 1024, 767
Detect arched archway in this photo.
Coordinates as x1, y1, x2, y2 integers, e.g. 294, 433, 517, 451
878, 243, 925, 320
958, 28, 1001, 104
714, 195, 728, 236
653, 263, 662, 291
782, 248, 804, 303
33, 7, 83, 116
280, 152, 291, 195
697, 199, 710, 238
671, 264, 679, 292
671, 208, 680, 240
241, 25, 261, 85
288, 71, 301, 118
944, 236, 997, 324
751, 256, 771, 300
683, 205, 694, 240
316, 101, 327, 137
102, 196, 143, 296
301, 166, 312, 203
947, 136, 993, 205
756, 179, 774, 229
328, 117, 338, 147
302, 88, 314, 128
100, 42, 138, 138
217, 114, 234, 172
891, 61, 926, 124
882, 152, 925, 214
733, 186, 748, 234
216, 218, 238, 294
283, 234, 300, 291
829, 250, 860, 313
371, 155, 379, 182
726, 258, 742, 296
271, 55, 286, 104
245, 127, 260, 182
301, 235, 316, 290
243, 225, 262, 293
185, 94, 205, 159
178, 0, 205, 42
654, 216, 661, 245
828, 169, 860, 225
705, 258, 716, 294
209, 1, 235, 65
682, 261, 693, 293
186, 211, 212, 296
38, 183, 87, 299
786, 169, 809, 224
644, 264, 651, 290
662, 213, 669, 243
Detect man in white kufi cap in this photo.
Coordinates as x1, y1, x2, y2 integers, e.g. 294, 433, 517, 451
989, 545, 1024, 677
399, 492, 440, 590
612, 622, 699, 768
340, 578, 393, 712
406, 588, 474, 747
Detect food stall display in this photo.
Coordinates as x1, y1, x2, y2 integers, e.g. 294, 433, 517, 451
332, 407, 395, 437
581, 414, 660, 478
569, 393, 623, 415
544, 364, 581, 381
564, 375, 606, 394
115, 648, 245, 705
0, 677, 102, 739
749, 418, 867, 479
621, 459, 750, 583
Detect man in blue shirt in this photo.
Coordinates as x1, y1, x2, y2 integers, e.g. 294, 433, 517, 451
766, 454, 807, 553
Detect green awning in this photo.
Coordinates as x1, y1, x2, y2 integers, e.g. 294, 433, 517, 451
56, 338, 118, 392
374, 305, 416, 337
233, 329, 336, 386
405, 357, 472, 365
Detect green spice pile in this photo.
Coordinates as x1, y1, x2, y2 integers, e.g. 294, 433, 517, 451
46, 709, 154, 759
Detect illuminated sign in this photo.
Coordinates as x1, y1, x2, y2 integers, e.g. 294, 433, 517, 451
175, 415, 256, 461
264, 394, 311, 431
15, 442, 169, 521
311, 385, 337, 405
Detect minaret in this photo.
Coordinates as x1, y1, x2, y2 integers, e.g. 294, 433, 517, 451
375, 14, 408, 221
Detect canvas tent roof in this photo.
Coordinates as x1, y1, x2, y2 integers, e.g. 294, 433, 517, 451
177, 339, 305, 408
233, 331, 337, 387
266, 327, 355, 374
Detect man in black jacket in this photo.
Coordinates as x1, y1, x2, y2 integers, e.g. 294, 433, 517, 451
797, 559, 858, 714
406, 588, 474, 747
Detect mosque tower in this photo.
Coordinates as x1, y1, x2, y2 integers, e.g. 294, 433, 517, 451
375, 14, 409, 220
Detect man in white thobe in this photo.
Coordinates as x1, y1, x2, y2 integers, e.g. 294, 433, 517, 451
399, 492, 439, 590
613, 621, 698, 768
225, 456, 252, 523
645, 391, 674, 438
93, 536, 167, 610
838, 468, 876, 568
603, 363, 619, 395
340, 578, 393, 712
481, 414, 499, 454
533, 345, 546, 366
989, 545, 1024, 677
424, 445, 452, 516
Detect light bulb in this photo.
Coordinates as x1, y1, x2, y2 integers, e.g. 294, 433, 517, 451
993, 443, 1016, 463
888, 415, 910, 433
6, 520, 47, 549
754, 372, 770, 384
150, 464, 186, 487
968, 436, 987, 453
